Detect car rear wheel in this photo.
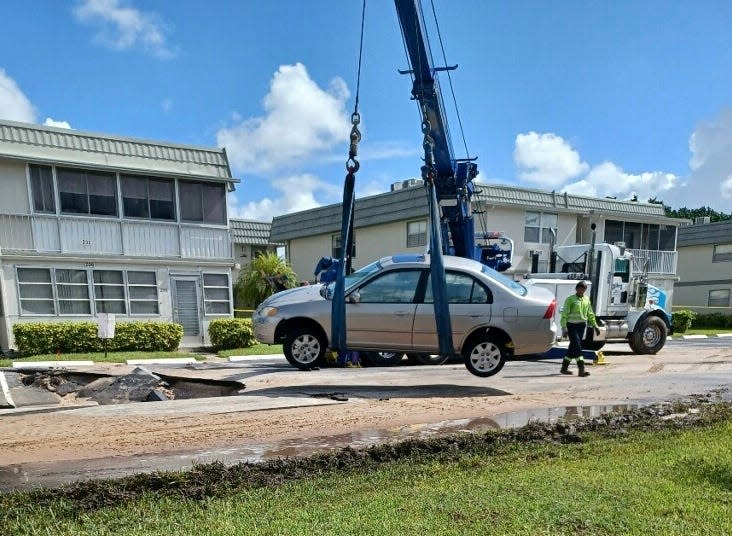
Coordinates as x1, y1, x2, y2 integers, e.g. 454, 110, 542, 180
463, 337, 507, 377
362, 351, 404, 366
283, 327, 326, 370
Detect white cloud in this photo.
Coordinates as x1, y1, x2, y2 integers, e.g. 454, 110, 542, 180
73, 0, 176, 59
563, 161, 678, 200
217, 63, 351, 174
514, 131, 589, 187
0, 68, 36, 122
43, 118, 72, 129
228, 174, 339, 222
681, 108, 732, 208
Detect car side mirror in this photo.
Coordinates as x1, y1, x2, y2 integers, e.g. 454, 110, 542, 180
348, 291, 361, 304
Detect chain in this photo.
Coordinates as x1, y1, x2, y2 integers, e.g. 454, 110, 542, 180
346, 111, 361, 174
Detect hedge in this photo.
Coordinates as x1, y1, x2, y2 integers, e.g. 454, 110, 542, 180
12, 321, 183, 356
671, 310, 697, 334
208, 318, 257, 350
692, 312, 732, 329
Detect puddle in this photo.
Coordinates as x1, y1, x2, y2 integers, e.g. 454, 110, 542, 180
0, 402, 642, 492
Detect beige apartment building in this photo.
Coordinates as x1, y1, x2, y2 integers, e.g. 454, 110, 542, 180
271, 181, 684, 307
675, 219, 732, 313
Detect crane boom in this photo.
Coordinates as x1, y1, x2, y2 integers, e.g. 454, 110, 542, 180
394, 0, 478, 260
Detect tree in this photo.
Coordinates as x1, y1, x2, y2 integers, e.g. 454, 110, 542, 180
234, 252, 298, 308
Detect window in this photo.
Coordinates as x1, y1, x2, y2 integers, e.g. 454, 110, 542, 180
524, 211, 557, 244
604, 220, 624, 245
29, 164, 55, 213
357, 269, 422, 304
407, 220, 427, 248
424, 271, 492, 304
94, 270, 126, 314
55, 269, 91, 315
179, 181, 226, 224
121, 175, 175, 220
17, 268, 54, 315
708, 289, 730, 307
203, 273, 230, 315
57, 168, 117, 216
128, 271, 159, 314
713, 244, 732, 263
332, 234, 356, 259
605, 220, 677, 251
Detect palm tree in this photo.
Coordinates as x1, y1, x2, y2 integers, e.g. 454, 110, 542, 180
234, 252, 298, 308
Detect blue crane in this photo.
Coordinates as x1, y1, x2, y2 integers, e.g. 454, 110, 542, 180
330, 0, 511, 359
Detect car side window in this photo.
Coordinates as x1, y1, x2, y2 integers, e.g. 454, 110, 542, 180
424, 271, 493, 304
356, 269, 423, 304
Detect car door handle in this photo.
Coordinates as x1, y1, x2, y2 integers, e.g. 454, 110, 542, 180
394, 311, 411, 317
469, 314, 485, 318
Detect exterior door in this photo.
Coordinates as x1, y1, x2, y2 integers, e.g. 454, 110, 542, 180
172, 277, 201, 338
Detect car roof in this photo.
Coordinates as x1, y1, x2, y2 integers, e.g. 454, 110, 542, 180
379, 253, 484, 272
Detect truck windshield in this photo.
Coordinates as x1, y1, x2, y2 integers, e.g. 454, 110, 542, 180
481, 265, 527, 296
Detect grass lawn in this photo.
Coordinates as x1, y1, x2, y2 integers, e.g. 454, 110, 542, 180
673, 328, 731, 338
217, 343, 283, 357
2, 413, 731, 535
0, 351, 205, 368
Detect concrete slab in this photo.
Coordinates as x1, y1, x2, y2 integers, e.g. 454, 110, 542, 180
12, 361, 95, 369
0, 371, 15, 408
126, 358, 198, 365
228, 354, 286, 362
3, 371, 61, 408
682, 335, 708, 339
715, 333, 732, 337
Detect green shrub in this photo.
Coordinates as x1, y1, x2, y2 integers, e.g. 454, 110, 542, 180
12, 321, 183, 356
671, 310, 697, 333
692, 312, 732, 329
208, 318, 257, 350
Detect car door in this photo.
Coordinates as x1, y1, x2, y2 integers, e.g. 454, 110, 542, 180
345, 268, 423, 350
412, 270, 492, 352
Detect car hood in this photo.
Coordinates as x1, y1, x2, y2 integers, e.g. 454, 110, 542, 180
263, 284, 327, 307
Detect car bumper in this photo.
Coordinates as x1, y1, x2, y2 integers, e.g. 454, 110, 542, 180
252, 317, 277, 344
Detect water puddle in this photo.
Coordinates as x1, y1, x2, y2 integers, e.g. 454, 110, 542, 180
0, 402, 640, 492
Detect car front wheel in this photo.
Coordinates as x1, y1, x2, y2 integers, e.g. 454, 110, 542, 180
284, 327, 326, 370
463, 337, 507, 377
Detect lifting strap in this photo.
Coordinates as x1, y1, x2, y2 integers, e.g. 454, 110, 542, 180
332, 0, 366, 353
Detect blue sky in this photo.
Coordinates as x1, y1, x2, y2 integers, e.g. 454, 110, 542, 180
1, 0, 731, 219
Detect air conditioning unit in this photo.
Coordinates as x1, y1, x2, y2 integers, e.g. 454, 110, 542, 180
694, 216, 711, 225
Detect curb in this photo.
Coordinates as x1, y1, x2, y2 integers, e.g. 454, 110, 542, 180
680, 333, 732, 339
228, 354, 285, 362
12, 360, 95, 369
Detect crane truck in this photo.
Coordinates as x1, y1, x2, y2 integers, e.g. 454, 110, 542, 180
523, 227, 672, 354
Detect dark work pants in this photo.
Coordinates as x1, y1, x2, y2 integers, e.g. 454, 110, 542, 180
566, 322, 586, 361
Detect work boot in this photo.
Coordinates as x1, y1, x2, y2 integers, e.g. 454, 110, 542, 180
577, 360, 590, 377
560, 359, 573, 375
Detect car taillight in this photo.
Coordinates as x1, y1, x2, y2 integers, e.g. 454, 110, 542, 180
543, 298, 556, 319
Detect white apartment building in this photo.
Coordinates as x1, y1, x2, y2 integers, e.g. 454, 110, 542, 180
0, 120, 237, 352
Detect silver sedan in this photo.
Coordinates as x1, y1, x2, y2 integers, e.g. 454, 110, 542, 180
253, 254, 557, 377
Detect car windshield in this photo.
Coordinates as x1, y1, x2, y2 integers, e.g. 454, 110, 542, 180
325, 259, 382, 297
481, 264, 527, 296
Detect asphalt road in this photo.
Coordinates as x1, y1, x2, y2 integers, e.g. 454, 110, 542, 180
0, 338, 730, 492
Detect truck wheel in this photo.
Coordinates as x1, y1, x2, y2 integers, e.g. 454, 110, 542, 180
284, 327, 326, 369
362, 351, 404, 366
629, 316, 667, 354
463, 337, 506, 377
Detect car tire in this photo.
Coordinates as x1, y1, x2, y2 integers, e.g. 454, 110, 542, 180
283, 327, 327, 370
629, 316, 667, 354
463, 336, 507, 377
407, 353, 449, 366
362, 351, 404, 366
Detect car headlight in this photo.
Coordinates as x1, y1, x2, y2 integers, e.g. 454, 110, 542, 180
256, 306, 279, 318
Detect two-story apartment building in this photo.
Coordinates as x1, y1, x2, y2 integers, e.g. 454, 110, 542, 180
675, 219, 732, 313
270, 180, 683, 308
0, 119, 237, 352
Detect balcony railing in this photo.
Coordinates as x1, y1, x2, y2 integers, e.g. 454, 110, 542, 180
0, 212, 233, 261
627, 248, 677, 276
